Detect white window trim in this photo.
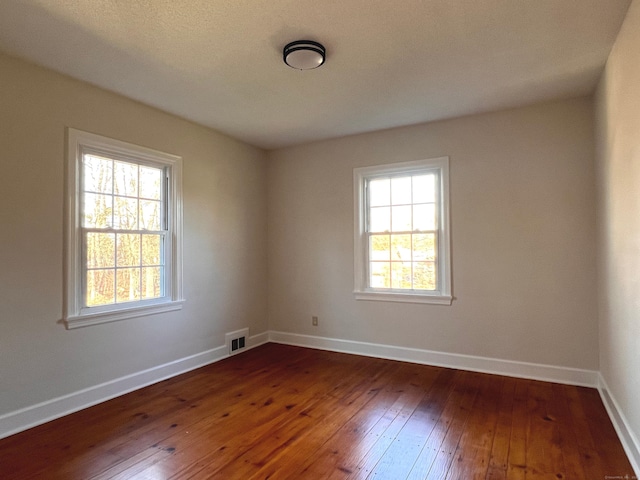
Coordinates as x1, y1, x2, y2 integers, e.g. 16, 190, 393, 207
64, 128, 184, 329
353, 157, 452, 305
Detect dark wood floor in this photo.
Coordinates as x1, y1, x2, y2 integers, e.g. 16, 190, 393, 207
0, 343, 634, 479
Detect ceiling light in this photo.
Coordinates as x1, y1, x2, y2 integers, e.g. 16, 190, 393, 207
283, 40, 326, 70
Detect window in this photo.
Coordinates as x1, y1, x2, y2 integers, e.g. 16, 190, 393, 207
353, 157, 452, 305
64, 129, 184, 328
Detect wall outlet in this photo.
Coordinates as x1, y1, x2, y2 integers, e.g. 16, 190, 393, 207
312, 316, 318, 326
225, 328, 249, 355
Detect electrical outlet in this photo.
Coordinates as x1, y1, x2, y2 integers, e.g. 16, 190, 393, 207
312, 316, 318, 326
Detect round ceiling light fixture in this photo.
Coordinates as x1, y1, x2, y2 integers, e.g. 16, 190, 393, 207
283, 40, 326, 70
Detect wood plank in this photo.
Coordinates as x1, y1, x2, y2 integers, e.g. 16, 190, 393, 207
506, 379, 529, 480
403, 370, 469, 480
484, 376, 517, 480
0, 344, 634, 480
563, 384, 609, 478
343, 367, 445, 480
365, 368, 459, 479
443, 374, 503, 479
522, 380, 566, 479
420, 371, 484, 480
277, 361, 421, 479
548, 383, 588, 480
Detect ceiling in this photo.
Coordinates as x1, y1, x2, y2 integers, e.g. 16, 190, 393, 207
0, 0, 632, 150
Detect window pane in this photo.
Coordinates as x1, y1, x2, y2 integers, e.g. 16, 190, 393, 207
86, 232, 115, 268
140, 200, 162, 230
117, 234, 141, 267
114, 161, 138, 197
413, 204, 437, 231
369, 178, 390, 207
369, 206, 390, 232
140, 165, 163, 200
414, 262, 437, 290
412, 174, 436, 203
83, 193, 113, 228
142, 234, 162, 266
413, 234, 436, 261
86, 269, 115, 306
114, 196, 139, 230
83, 155, 112, 194
391, 205, 411, 232
391, 177, 411, 205
141, 267, 162, 299
369, 235, 390, 261
116, 268, 141, 303
370, 262, 390, 288
391, 262, 412, 289
391, 234, 412, 261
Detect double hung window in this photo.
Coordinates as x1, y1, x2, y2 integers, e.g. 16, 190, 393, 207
353, 157, 452, 305
65, 129, 183, 328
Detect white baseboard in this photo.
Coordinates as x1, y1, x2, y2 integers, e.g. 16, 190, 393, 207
0, 332, 269, 440
249, 331, 269, 349
598, 374, 640, 476
268, 331, 599, 387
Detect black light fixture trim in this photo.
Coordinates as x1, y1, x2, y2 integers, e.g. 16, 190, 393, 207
283, 40, 326, 70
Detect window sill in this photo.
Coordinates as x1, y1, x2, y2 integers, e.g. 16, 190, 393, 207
64, 300, 185, 329
354, 290, 452, 305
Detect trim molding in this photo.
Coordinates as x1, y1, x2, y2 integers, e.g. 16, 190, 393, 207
598, 374, 640, 476
0, 332, 269, 440
268, 331, 599, 387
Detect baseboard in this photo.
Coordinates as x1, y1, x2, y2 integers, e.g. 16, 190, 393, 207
598, 374, 640, 476
268, 331, 599, 387
0, 332, 269, 440
248, 330, 269, 349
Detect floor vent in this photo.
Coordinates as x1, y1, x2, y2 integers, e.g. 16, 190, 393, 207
225, 328, 249, 356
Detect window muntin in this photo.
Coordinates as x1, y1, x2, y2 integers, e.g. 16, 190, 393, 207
354, 157, 452, 305
65, 129, 184, 328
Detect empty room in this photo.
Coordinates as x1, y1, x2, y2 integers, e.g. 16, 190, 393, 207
1, 0, 639, 478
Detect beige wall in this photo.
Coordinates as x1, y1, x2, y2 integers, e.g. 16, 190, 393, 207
268, 98, 598, 370
0, 53, 268, 415
595, 0, 640, 456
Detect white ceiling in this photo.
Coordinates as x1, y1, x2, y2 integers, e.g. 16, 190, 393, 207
0, 0, 631, 149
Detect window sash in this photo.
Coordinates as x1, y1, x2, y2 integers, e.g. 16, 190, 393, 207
80, 229, 168, 307
366, 230, 439, 292
364, 171, 441, 292
79, 153, 169, 309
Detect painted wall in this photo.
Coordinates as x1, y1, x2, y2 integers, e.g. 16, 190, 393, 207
267, 98, 598, 370
595, 0, 640, 459
0, 53, 268, 415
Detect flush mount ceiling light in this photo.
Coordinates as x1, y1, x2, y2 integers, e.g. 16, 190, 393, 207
283, 40, 326, 70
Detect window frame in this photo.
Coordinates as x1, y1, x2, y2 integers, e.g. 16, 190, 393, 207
64, 128, 184, 329
353, 157, 452, 305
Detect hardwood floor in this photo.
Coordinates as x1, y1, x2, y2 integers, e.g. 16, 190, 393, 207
0, 343, 634, 479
